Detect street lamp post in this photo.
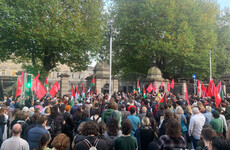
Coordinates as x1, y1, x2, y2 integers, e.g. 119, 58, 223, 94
193, 74, 196, 95
209, 50, 212, 79
109, 21, 113, 99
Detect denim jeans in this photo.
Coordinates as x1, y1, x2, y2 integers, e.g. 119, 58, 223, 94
190, 136, 199, 149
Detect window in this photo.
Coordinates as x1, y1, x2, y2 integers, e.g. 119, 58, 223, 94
12, 70, 15, 76
79, 74, 81, 79
48, 72, 52, 78
2, 69, 6, 76
57, 73, 60, 78
72, 73, 75, 79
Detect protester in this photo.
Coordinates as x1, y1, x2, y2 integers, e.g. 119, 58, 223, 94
37, 133, 51, 150
127, 107, 141, 136
74, 121, 108, 150
189, 107, 205, 149
1, 124, 29, 150
115, 119, 138, 150
51, 133, 70, 150
28, 115, 49, 150
158, 119, 186, 150
135, 117, 156, 150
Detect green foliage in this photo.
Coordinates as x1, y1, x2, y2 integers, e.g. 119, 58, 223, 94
0, 0, 105, 79
110, 0, 230, 80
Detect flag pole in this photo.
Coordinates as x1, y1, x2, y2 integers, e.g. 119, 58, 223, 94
209, 50, 212, 79
109, 20, 113, 99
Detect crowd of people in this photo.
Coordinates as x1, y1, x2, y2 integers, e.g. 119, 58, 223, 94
0, 91, 230, 150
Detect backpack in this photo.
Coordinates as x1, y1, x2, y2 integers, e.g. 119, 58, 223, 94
92, 116, 100, 123
83, 138, 100, 150
46, 119, 57, 137
107, 111, 116, 125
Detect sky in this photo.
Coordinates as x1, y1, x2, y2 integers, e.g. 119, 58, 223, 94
218, 0, 230, 9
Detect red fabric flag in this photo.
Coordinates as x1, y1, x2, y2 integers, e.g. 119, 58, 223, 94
20, 70, 24, 87
216, 82, 221, 93
197, 80, 200, 93
167, 82, 170, 92
185, 86, 189, 105
45, 78, 48, 84
170, 79, 174, 89
72, 85, 75, 97
215, 88, 221, 107
159, 93, 167, 103
147, 83, 153, 93
208, 79, 215, 97
161, 80, 163, 90
16, 78, 22, 97
31, 74, 40, 91
49, 81, 59, 97
75, 85, 79, 94
153, 82, 157, 92
32, 77, 47, 99
92, 76, 95, 84
201, 83, 207, 98
95, 87, 97, 94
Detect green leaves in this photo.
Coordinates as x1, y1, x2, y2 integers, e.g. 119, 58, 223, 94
111, 0, 230, 80
0, 0, 105, 78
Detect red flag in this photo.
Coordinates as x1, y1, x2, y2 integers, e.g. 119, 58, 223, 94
49, 81, 59, 97
161, 80, 163, 89
92, 76, 95, 84
75, 85, 79, 95
215, 88, 221, 107
95, 87, 97, 94
32, 76, 47, 99
185, 86, 189, 105
159, 93, 167, 103
216, 82, 221, 93
153, 82, 157, 92
16, 78, 22, 97
72, 85, 75, 97
170, 79, 174, 89
31, 74, 40, 92
208, 79, 215, 97
147, 83, 153, 93
45, 78, 48, 84
167, 82, 170, 92
20, 70, 24, 87
201, 83, 207, 98
197, 80, 200, 93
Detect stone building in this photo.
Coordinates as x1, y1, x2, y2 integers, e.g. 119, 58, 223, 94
0, 60, 94, 95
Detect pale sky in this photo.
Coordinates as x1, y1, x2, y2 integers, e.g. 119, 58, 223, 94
218, 0, 230, 9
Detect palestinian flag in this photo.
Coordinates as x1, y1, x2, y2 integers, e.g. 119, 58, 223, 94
159, 93, 166, 105
75, 85, 81, 101
220, 85, 225, 101
70, 85, 75, 107
82, 83, 85, 100
87, 76, 95, 94
143, 86, 146, 98
45, 78, 49, 93
137, 81, 141, 94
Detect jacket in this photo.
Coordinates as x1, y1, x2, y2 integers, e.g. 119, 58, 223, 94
102, 109, 117, 124
27, 124, 48, 150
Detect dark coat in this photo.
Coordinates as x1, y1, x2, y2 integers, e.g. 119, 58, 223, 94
27, 124, 49, 150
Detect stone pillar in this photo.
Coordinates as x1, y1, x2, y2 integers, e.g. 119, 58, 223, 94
60, 73, 69, 96
223, 83, 226, 95
182, 80, 187, 96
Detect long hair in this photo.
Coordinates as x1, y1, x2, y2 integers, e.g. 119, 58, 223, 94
107, 117, 119, 136
37, 133, 51, 150
166, 119, 182, 139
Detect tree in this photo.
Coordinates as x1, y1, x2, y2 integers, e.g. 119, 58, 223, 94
110, 0, 230, 80
0, 0, 105, 79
